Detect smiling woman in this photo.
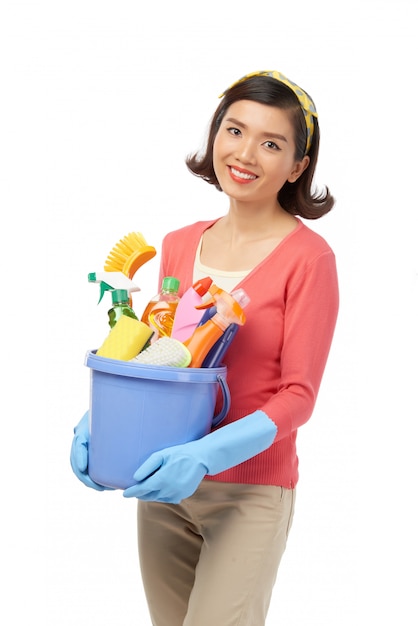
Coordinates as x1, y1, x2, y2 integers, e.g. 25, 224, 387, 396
71, 69, 339, 626
187, 73, 334, 220
212, 101, 310, 212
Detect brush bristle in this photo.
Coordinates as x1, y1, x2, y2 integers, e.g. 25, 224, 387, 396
104, 232, 156, 278
132, 337, 192, 368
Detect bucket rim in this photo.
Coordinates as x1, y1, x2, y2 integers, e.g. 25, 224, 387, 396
85, 350, 227, 382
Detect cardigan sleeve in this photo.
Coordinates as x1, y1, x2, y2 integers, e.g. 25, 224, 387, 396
261, 249, 339, 441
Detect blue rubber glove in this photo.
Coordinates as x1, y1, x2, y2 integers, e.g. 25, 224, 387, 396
70, 411, 113, 491
123, 410, 277, 503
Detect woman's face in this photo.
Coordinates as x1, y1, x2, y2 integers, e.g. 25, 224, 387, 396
213, 99, 308, 206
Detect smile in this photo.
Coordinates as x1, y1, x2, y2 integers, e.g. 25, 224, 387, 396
229, 166, 257, 181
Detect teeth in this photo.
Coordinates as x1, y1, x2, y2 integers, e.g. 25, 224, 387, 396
231, 167, 256, 180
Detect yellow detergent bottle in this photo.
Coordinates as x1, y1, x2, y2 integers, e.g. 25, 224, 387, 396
142, 276, 180, 339
183, 286, 249, 368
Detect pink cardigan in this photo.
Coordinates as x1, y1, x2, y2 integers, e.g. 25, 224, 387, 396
159, 218, 339, 488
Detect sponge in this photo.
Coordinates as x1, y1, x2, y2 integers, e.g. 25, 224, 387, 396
96, 315, 153, 361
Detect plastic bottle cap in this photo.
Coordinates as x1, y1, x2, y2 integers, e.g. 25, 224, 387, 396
111, 289, 129, 304
162, 276, 180, 292
193, 276, 213, 296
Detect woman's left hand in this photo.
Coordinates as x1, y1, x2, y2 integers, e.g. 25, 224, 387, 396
123, 410, 277, 503
123, 442, 208, 504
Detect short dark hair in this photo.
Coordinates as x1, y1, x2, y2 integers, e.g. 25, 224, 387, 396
185, 75, 334, 219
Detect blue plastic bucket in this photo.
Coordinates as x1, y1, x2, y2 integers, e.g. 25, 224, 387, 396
85, 350, 230, 489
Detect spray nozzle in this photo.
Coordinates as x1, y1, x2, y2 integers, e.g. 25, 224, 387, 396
88, 271, 141, 304
196, 284, 250, 325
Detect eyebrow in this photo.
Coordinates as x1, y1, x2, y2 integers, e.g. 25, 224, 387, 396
224, 116, 288, 143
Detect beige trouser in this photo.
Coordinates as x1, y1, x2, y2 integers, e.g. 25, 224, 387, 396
137, 480, 295, 626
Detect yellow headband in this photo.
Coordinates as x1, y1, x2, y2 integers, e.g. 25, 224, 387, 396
219, 70, 317, 154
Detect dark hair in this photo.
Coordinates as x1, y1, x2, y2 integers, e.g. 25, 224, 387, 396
185, 75, 334, 219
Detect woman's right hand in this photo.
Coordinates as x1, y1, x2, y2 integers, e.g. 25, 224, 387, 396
70, 411, 112, 491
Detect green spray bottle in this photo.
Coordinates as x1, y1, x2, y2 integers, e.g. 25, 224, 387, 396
107, 289, 138, 329
88, 271, 141, 328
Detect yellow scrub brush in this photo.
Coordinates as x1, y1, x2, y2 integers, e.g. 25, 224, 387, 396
104, 232, 156, 279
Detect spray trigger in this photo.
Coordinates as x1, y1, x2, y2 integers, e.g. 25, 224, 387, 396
98, 281, 112, 304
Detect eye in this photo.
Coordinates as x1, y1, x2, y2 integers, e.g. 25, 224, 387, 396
263, 140, 280, 150
226, 126, 242, 137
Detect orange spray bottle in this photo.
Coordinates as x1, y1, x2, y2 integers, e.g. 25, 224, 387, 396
183, 285, 250, 368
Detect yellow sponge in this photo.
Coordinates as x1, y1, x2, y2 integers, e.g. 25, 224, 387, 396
96, 315, 153, 361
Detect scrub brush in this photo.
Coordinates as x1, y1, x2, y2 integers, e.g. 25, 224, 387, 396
132, 337, 192, 368
104, 232, 157, 279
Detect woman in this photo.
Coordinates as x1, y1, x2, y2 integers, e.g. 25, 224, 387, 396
72, 70, 339, 625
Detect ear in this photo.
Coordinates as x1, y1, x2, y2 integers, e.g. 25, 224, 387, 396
288, 155, 310, 183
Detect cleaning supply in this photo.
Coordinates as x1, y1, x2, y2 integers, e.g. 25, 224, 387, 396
107, 289, 138, 329
85, 350, 230, 488
141, 276, 181, 339
183, 286, 250, 368
196, 301, 240, 367
132, 337, 192, 367
104, 231, 156, 279
201, 323, 239, 368
171, 276, 213, 342
96, 314, 153, 361
123, 410, 277, 503
88, 271, 140, 304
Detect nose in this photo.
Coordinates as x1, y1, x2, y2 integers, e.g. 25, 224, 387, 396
235, 138, 257, 164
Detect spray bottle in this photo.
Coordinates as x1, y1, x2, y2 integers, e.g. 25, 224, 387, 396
171, 276, 213, 342
183, 285, 250, 368
106, 288, 139, 329
88, 271, 141, 304
88, 271, 141, 329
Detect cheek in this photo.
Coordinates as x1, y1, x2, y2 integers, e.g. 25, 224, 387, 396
212, 137, 226, 176
213, 130, 234, 158
213, 134, 223, 159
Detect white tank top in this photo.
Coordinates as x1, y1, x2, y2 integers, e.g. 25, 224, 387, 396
193, 235, 251, 292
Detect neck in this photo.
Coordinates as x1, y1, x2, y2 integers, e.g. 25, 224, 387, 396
222, 201, 297, 240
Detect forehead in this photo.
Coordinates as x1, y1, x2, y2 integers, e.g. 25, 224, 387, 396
223, 99, 294, 132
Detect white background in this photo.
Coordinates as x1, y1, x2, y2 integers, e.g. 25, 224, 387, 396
1, 0, 417, 624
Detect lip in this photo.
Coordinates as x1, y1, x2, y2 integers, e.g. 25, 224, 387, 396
228, 165, 258, 184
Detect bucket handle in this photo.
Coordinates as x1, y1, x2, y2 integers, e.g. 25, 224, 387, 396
211, 374, 231, 428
